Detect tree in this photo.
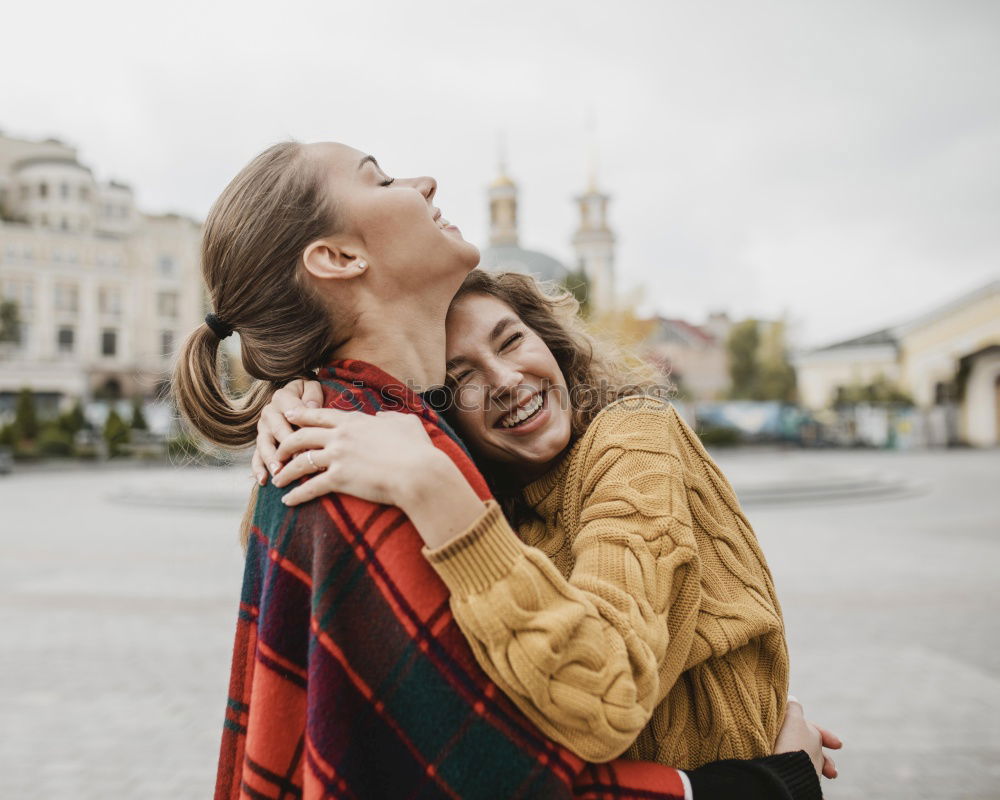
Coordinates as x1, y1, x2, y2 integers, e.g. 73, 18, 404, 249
726, 319, 797, 402
727, 319, 761, 400
58, 400, 87, 435
130, 396, 148, 431
0, 299, 21, 345
756, 320, 797, 403
103, 409, 131, 457
14, 388, 38, 440
561, 268, 592, 319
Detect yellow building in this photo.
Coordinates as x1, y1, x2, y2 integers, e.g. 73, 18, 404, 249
796, 280, 1000, 446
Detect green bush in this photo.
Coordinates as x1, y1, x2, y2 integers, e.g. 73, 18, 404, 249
38, 424, 75, 457
0, 423, 16, 447
697, 425, 743, 447
103, 410, 131, 457
58, 401, 87, 435
14, 388, 38, 440
130, 397, 148, 431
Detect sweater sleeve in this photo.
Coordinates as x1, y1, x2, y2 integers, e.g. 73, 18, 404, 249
686, 751, 823, 800
423, 402, 701, 762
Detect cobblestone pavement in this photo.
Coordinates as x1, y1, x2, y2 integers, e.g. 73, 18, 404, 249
1, 449, 998, 799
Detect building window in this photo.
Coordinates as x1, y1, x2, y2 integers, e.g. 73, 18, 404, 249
60, 183, 70, 200
158, 255, 176, 277
160, 330, 175, 359
80, 186, 89, 202
60, 217, 69, 231
39, 183, 48, 199
98, 286, 122, 316
3, 279, 34, 311
54, 283, 79, 313
157, 291, 179, 318
57, 326, 75, 354
20, 185, 29, 201
101, 329, 117, 357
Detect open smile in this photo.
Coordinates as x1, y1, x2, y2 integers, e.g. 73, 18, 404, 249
433, 207, 461, 234
494, 390, 548, 432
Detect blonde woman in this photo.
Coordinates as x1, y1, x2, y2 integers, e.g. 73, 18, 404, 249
175, 139, 835, 799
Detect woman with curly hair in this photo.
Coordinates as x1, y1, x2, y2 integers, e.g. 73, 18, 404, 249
255, 268, 835, 778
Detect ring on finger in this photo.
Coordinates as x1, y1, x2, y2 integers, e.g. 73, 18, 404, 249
306, 450, 320, 470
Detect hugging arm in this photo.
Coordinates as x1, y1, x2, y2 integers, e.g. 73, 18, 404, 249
423, 409, 702, 763
250, 385, 837, 797
257, 391, 700, 763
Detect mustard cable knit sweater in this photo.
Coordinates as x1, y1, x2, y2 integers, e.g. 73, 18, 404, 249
424, 397, 789, 769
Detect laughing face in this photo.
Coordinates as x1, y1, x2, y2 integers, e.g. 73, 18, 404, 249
304, 142, 479, 300
445, 292, 574, 481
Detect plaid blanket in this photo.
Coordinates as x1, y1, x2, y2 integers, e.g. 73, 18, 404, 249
216, 358, 686, 800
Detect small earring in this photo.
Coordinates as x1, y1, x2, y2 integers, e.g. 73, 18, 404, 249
357, 260, 367, 270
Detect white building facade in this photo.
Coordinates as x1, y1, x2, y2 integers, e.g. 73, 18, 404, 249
0, 133, 204, 413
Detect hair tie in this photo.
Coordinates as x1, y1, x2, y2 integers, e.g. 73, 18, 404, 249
205, 312, 235, 340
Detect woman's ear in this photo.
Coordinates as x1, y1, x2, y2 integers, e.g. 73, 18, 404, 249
303, 238, 368, 281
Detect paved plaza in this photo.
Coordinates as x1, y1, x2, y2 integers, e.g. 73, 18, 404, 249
1, 447, 998, 799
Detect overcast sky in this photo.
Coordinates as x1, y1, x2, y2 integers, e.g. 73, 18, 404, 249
2, 0, 997, 346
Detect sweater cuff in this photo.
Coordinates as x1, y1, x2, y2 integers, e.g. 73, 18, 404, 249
761, 752, 823, 800
686, 751, 821, 800
422, 500, 525, 597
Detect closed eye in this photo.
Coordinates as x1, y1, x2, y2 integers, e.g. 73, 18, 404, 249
380, 177, 395, 187
500, 332, 524, 350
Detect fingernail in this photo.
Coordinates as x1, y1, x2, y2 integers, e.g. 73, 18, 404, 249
787, 695, 798, 703
305, 401, 320, 409
284, 409, 298, 420
258, 473, 267, 486
280, 495, 289, 505
269, 462, 280, 475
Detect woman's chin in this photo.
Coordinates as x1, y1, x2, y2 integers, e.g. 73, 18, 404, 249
458, 241, 480, 268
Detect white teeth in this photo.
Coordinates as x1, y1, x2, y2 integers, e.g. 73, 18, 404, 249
499, 394, 543, 428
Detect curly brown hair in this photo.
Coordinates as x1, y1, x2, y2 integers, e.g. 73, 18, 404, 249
443, 269, 673, 518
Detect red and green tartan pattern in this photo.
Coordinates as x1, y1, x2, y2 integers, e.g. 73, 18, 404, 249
215, 359, 686, 800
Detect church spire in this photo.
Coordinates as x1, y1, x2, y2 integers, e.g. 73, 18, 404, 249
585, 107, 599, 192
488, 132, 518, 247
572, 121, 616, 312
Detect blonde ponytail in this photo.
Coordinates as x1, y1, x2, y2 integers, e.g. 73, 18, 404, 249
171, 141, 349, 546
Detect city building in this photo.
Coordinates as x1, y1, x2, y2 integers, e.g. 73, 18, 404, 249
0, 132, 204, 414
642, 313, 732, 401
478, 155, 570, 286
570, 168, 616, 313
478, 150, 617, 314
796, 279, 1000, 446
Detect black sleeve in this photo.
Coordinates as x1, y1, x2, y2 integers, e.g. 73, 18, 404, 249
686, 751, 822, 800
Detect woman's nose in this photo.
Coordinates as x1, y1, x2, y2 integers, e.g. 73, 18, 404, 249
488, 363, 524, 400
415, 175, 437, 202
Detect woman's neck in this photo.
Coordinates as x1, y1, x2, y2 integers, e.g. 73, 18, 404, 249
332, 301, 449, 391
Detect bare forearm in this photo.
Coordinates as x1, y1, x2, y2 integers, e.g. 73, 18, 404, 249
395, 451, 488, 550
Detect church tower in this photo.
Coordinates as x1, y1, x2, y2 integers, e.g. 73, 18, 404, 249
488, 140, 519, 247
571, 152, 616, 313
